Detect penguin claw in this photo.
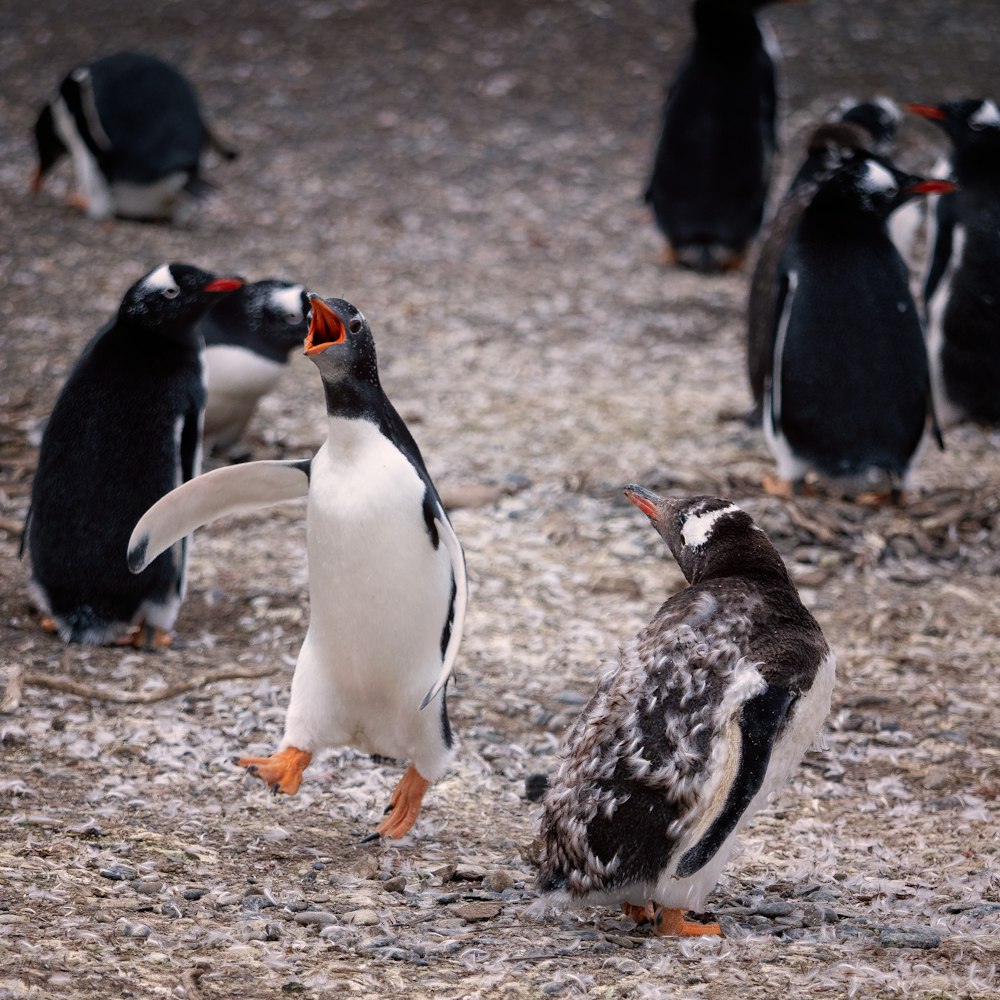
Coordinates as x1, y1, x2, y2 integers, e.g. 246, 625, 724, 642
237, 746, 313, 795
360, 830, 382, 844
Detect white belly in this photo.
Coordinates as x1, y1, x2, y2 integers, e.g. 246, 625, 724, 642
280, 418, 455, 779
203, 346, 285, 448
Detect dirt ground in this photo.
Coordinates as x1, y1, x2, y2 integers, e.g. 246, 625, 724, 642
1, 2, 999, 998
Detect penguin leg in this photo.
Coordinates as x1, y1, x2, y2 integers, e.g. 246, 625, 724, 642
66, 191, 90, 212
374, 766, 430, 840
659, 246, 678, 267
621, 901, 656, 925
116, 623, 173, 650
856, 488, 906, 508
653, 906, 723, 938
238, 746, 313, 795
39, 617, 58, 635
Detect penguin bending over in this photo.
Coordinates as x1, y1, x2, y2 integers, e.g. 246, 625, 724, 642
129, 295, 467, 840
23, 263, 243, 646
537, 488, 834, 936
32, 52, 236, 223
197, 279, 309, 455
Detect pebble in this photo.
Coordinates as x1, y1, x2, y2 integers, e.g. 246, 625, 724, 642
117, 920, 152, 939
752, 900, 796, 918
524, 773, 549, 802
879, 928, 942, 950
243, 894, 275, 912
452, 901, 502, 922
482, 870, 517, 893
216, 892, 242, 906
134, 880, 164, 895
453, 863, 489, 881
293, 910, 337, 927
345, 909, 380, 926
182, 887, 207, 901
383, 876, 407, 894
100, 863, 138, 881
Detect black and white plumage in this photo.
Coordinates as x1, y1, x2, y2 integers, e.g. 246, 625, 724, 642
32, 52, 236, 223
537, 489, 834, 936
23, 263, 243, 646
645, 0, 790, 272
128, 295, 467, 840
196, 279, 309, 454
762, 154, 952, 498
909, 99, 1000, 427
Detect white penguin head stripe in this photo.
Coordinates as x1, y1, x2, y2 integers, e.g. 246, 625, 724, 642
144, 263, 179, 295
970, 100, 1000, 129
859, 160, 897, 196
874, 95, 901, 125
681, 503, 739, 548
271, 284, 305, 323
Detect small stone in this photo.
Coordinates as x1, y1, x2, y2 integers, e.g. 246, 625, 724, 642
182, 887, 207, 901
451, 901, 502, 922
382, 876, 407, 894
345, 908, 380, 926
243, 894, 275, 912
879, 927, 942, 950
436, 893, 460, 904
525, 774, 549, 802
118, 920, 152, 938
216, 892, 241, 906
481, 870, 516, 893
100, 863, 138, 881
453, 863, 489, 881
752, 900, 795, 918
294, 910, 337, 927
134, 880, 163, 895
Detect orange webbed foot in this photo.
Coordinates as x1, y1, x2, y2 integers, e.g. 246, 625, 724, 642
39, 617, 58, 635
116, 623, 172, 649
653, 906, 723, 938
372, 766, 429, 840
621, 901, 656, 925
238, 746, 312, 795
856, 488, 906, 508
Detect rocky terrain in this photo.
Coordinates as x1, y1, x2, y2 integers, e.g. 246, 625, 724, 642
1, 1, 998, 997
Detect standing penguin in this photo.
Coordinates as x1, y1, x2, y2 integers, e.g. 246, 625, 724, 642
23, 263, 244, 646
128, 295, 467, 840
196, 279, 309, 455
31, 52, 236, 223
645, 0, 794, 272
537, 487, 834, 936
762, 155, 953, 500
908, 99, 1000, 426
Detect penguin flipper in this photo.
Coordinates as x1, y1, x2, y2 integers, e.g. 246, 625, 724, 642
128, 459, 311, 573
419, 504, 468, 710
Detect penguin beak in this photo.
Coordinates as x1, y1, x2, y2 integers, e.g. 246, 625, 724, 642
624, 484, 663, 520
908, 179, 958, 196
305, 296, 346, 356
203, 277, 245, 293
905, 103, 946, 121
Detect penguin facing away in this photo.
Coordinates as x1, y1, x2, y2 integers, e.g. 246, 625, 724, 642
537, 487, 834, 937
196, 279, 309, 455
31, 52, 236, 223
645, 0, 794, 272
908, 99, 1000, 427
129, 295, 468, 840
762, 154, 953, 500
23, 263, 244, 646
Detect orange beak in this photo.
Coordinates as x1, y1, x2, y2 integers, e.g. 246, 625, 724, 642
909, 179, 958, 196
905, 102, 946, 121
305, 296, 346, 356
203, 277, 244, 293
624, 484, 660, 519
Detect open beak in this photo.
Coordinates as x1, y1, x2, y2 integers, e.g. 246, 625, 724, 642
908, 179, 958, 196
203, 277, 244, 293
305, 295, 346, 356
624, 484, 662, 520
905, 102, 946, 121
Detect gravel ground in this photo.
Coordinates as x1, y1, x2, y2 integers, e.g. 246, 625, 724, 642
2, 2, 999, 998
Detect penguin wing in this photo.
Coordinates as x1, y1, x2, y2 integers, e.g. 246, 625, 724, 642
923, 188, 958, 309
419, 496, 468, 710
766, 269, 797, 436
128, 459, 311, 573
172, 405, 205, 593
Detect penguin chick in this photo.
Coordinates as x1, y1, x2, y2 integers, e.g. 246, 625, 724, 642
645, 0, 797, 272
23, 263, 243, 646
763, 155, 954, 501
909, 99, 1000, 427
128, 295, 467, 841
537, 488, 834, 937
197, 279, 309, 455
31, 52, 236, 224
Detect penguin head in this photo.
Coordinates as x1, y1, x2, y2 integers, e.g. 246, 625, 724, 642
908, 99, 1000, 157
206, 280, 309, 356
31, 103, 67, 191
119, 263, 244, 342
304, 294, 379, 386
836, 97, 901, 155
624, 487, 787, 585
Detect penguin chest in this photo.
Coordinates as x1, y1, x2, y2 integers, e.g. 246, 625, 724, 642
304, 423, 452, 705
203, 345, 284, 440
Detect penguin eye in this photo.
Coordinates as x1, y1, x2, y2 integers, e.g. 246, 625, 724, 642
162, 286, 180, 299
284, 312, 301, 324
348, 318, 363, 334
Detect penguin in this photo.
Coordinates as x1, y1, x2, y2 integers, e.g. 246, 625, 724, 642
128, 294, 468, 840
908, 99, 1000, 427
762, 155, 954, 500
645, 0, 794, 272
747, 100, 901, 423
196, 279, 310, 455
537, 487, 834, 937
31, 52, 236, 223
22, 263, 244, 646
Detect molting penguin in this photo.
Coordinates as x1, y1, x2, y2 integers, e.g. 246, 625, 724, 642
31, 52, 236, 223
128, 295, 468, 840
196, 279, 309, 455
747, 99, 901, 423
537, 488, 834, 936
762, 154, 952, 500
909, 99, 1000, 426
645, 0, 795, 272
23, 263, 243, 646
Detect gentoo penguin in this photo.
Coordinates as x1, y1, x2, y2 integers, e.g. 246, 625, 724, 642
31, 52, 236, 223
645, 0, 794, 272
128, 295, 467, 840
537, 487, 834, 937
22, 263, 243, 646
747, 100, 901, 422
196, 279, 309, 455
909, 99, 1000, 426
762, 154, 953, 500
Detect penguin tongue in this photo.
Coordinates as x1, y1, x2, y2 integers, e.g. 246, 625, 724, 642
305, 297, 346, 355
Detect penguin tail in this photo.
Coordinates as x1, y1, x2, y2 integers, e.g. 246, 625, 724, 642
674, 243, 744, 274
183, 174, 216, 199
205, 126, 239, 162
55, 606, 123, 645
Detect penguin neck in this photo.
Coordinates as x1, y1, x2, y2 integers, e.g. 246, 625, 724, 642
321, 373, 390, 426
798, 195, 890, 243
693, 0, 762, 54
